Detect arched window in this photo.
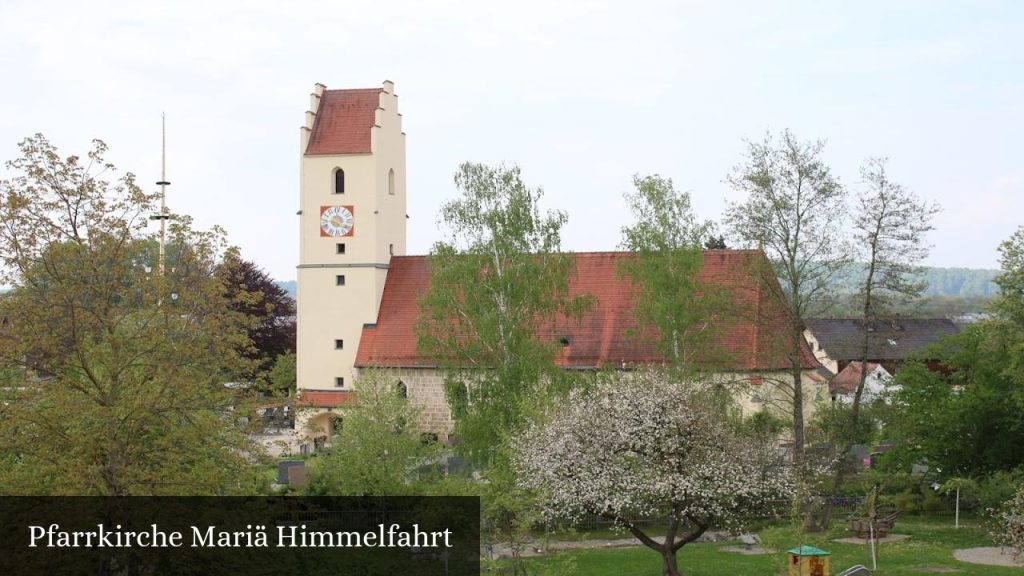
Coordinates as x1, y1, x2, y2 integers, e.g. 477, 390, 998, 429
334, 168, 345, 194
396, 381, 408, 399
388, 168, 395, 195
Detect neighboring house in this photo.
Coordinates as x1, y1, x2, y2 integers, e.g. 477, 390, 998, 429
829, 361, 894, 404
291, 81, 825, 447
804, 318, 960, 375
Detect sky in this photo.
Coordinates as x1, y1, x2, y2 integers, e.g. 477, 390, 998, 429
1, 0, 1021, 280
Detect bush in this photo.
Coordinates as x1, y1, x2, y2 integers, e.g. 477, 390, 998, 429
978, 469, 1024, 511
994, 485, 1024, 559
887, 492, 922, 514
922, 491, 950, 513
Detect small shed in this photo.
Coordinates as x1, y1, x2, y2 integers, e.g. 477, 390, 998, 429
787, 545, 831, 576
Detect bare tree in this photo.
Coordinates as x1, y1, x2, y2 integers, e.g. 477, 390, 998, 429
815, 158, 939, 529
724, 129, 850, 462
848, 158, 939, 425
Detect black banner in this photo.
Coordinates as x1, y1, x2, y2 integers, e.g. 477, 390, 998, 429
0, 496, 480, 575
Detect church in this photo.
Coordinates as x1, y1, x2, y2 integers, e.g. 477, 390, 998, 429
292, 81, 826, 446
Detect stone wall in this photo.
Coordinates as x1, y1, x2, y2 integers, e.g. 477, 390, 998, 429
353, 367, 452, 442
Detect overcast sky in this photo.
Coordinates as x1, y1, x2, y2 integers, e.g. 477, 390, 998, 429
1, 0, 1021, 280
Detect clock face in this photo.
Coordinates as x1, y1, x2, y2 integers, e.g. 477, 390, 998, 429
320, 205, 354, 237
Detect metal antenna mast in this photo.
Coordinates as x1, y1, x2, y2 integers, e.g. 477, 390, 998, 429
152, 113, 171, 275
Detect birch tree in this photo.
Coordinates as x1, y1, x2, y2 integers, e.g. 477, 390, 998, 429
724, 129, 849, 461
416, 162, 589, 456
619, 175, 730, 372
515, 370, 792, 576
416, 163, 591, 574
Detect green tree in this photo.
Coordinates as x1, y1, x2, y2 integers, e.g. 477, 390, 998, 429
724, 129, 850, 461
0, 134, 262, 495
266, 352, 297, 396
883, 327, 1024, 476
416, 162, 590, 575
618, 174, 729, 372
308, 370, 439, 496
885, 228, 1024, 477
416, 162, 590, 457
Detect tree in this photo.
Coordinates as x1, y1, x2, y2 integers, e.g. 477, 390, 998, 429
994, 226, 1024, 328
219, 253, 296, 389
416, 162, 589, 457
514, 369, 792, 576
882, 328, 1024, 476
883, 227, 1024, 478
815, 158, 940, 529
618, 174, 729, 370
308, 370, 439, 496
703, 235, 727, 250
724, 129, 850, 461
416, 162, 591, 575
847, 158, 940, 412
940, 477, 978, 529
995, 484, 1024, 559
0, 134, 261, 495
266, 352, 297, 397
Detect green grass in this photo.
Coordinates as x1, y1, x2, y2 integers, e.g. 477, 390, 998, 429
512, 516, 1021, 575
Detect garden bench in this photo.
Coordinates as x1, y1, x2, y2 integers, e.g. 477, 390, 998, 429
848, 508, 900, 538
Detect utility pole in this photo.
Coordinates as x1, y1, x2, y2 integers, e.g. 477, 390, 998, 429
151, 113, 171, 275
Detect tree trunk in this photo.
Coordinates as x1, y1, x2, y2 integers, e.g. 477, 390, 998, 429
661, 547, 683, 576
792, 362, 805, 463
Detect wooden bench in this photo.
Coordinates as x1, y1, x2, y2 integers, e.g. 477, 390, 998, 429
848, 509, 900, 538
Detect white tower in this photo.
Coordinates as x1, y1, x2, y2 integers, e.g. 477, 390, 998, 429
296, 81, 406, 427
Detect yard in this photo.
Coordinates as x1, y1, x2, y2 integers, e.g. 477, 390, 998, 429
506, 516, 1022, 575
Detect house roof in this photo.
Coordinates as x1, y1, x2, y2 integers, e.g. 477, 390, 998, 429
355, 250, 819, 371
305, 88, 383, 155
296, 390, 357, 409
807, 318, 960, 362
830, 361, 889, 395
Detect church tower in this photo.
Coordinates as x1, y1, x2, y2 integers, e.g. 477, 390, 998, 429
296, 81, 406, 401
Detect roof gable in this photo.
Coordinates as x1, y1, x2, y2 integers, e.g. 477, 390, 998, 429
830, 361, 891, 394
305, 88, 383, 155
355, 250, 818, 372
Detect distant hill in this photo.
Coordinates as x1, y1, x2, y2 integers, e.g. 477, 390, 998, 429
920, 267, 1000, 298
830, 265, 1000, 298
273, 266, 1000, 308
276, 280, 296, 299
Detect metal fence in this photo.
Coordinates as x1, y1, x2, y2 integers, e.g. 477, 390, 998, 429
532, 497, 866, 533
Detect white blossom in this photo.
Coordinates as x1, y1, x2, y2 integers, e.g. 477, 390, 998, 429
513, 370, 793, 575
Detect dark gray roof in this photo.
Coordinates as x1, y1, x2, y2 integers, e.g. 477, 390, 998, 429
806, 318, 960, 362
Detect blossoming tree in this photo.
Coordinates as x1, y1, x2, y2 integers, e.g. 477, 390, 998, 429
514, 371, 793, 576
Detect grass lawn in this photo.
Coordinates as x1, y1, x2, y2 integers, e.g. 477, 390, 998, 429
512, 516, 1021, 575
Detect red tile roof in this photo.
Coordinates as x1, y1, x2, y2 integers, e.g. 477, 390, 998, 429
355, 250, 819, 372
296, 390, 358, 408
830, 361, 886, 395
305, 88, 383, 155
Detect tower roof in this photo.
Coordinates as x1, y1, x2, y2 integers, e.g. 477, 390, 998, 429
305, 88, 383, 155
